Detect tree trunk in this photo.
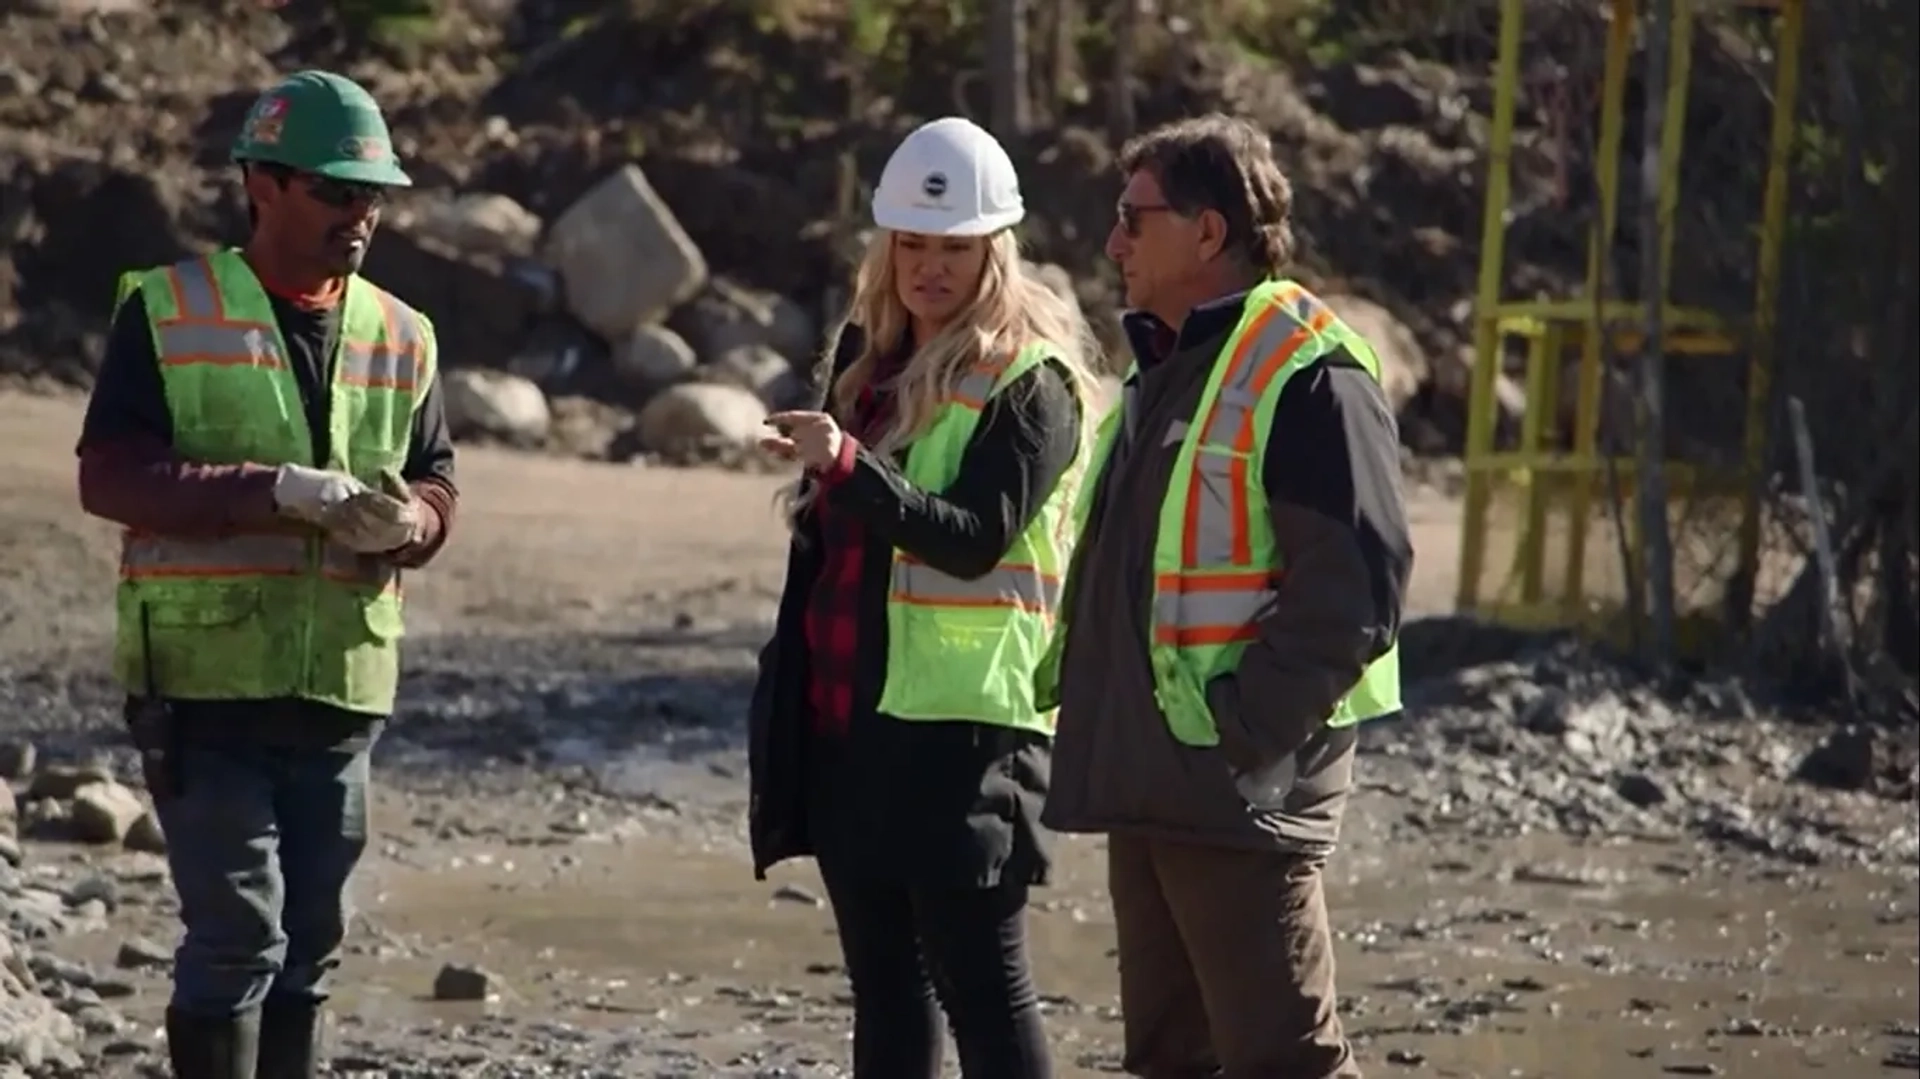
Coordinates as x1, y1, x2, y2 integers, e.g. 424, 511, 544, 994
1106, 0, 1139, 146
1634, 0, 1678, 665
987, 0, 1033, 141
1041, 0, 1081, 125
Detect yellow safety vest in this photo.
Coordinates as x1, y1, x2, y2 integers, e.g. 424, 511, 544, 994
876, 341, 1081, 734
1038, 280, 1401, 745
110, 249, 437, 715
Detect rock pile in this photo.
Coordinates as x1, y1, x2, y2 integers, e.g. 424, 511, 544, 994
1, 744, 171, 1076
1379, 625, 1920, 871
366, 169, 1129, 466
365, 170, 822, 465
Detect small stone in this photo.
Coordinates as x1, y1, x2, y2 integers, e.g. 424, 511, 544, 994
1614, 771, 1668, 807
0, 741, 36, 781
65, 874, 116, 911
115, 938, 172, 972
431, 962, 498, 1002
124, 809, 167, 854
770, 884, 823, 908
25, 762, 113, 802
1794, 725, 1879, 792
67, 781, 147, 844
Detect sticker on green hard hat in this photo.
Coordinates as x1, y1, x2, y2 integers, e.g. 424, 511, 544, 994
230, 70, 412, 188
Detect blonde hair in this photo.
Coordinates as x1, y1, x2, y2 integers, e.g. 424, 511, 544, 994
781, 229, 1102, 529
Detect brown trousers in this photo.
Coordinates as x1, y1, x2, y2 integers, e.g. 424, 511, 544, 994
1108, 835, 1360, 1079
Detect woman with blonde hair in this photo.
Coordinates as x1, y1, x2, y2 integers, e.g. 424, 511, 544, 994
747, 116, 1098, 1079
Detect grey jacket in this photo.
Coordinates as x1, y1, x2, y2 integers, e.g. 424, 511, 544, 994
1041, 288, 1413, 851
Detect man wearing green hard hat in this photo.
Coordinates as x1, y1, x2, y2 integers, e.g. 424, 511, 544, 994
75, 70, 458, 1079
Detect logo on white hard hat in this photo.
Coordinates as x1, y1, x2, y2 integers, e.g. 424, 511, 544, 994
921, 172, 948, 201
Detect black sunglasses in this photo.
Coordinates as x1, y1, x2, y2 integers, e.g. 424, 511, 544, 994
298, 173, 387, 209
1118, 201, 1179, 237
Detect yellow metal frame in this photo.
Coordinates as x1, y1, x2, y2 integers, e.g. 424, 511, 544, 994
1456, 0, 1806, 640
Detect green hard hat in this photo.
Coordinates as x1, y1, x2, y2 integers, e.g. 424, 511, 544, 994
230, 70, 412, 187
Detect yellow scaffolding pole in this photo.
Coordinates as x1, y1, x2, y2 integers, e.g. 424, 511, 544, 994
1457, 0, 1807, 651
1457, 0, 1526, 613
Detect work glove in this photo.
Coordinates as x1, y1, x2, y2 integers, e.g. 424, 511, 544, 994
272, 465, 366, 524
323, 470, 422, 554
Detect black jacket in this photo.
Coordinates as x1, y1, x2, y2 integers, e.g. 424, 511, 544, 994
747, 329, 1084, 889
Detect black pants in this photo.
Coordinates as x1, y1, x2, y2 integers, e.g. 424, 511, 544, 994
817, 857, 1054, 1079
157, 717, 377, 1017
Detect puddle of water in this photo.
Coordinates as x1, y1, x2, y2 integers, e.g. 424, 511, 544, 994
350, 827, 1920, 1078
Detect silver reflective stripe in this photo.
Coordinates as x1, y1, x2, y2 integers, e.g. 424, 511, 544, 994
1185, 299, 1319, 566
153, 258, 282, 368
121, 533, 304, 578
1195, 291, 1322, 449
340, 291, 426, 390
171, 258, 222, 320
155, 321, 279, 367
1190, 453, 1243, 566
892, 559, 1060, 611
1154, 585, 1273, 632
951, 364, 1000, 408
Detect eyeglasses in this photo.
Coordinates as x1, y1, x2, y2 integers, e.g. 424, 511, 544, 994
1117, 202, 1177, 237
299, 174, 388, 209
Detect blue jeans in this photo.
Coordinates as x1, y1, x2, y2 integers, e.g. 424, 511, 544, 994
153, 720, 377, 1018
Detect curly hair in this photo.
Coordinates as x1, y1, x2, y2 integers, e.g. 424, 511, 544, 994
1117, 113, 1296, 277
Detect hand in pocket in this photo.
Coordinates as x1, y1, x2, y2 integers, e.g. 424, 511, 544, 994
1232, 752, 1299, 810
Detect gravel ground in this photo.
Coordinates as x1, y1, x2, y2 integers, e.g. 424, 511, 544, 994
3, 390, 1917, 1078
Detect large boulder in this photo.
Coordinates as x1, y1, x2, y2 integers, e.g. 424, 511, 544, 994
634, 382, 769, 459
542, 165, 708, 343
667, 276, 818, 366
398, 192, 543, 260
709, 345, 806, 410
443, 369, 552, 446
612, 325, 698, 399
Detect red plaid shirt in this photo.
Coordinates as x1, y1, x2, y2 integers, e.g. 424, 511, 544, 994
803, 353, 903, 737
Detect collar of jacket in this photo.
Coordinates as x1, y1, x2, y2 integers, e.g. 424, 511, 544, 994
1120, 290, 1252, 372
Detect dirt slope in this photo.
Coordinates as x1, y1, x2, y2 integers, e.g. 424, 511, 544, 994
3, 0, 1786, 459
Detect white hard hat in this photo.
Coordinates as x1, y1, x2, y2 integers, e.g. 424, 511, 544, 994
872, 117, 1025, 237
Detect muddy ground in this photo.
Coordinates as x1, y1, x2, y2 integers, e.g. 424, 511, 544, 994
2, 387, 1917, 1078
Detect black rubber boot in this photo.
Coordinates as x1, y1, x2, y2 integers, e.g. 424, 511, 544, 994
165, 1007, 261, 1079
256, 998, 323, 1079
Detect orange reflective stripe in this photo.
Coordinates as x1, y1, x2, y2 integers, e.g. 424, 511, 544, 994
891, 554, 1060, 612
121, 533, 304, 579
154, 258, 282, 371
121, 532, 398, 591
